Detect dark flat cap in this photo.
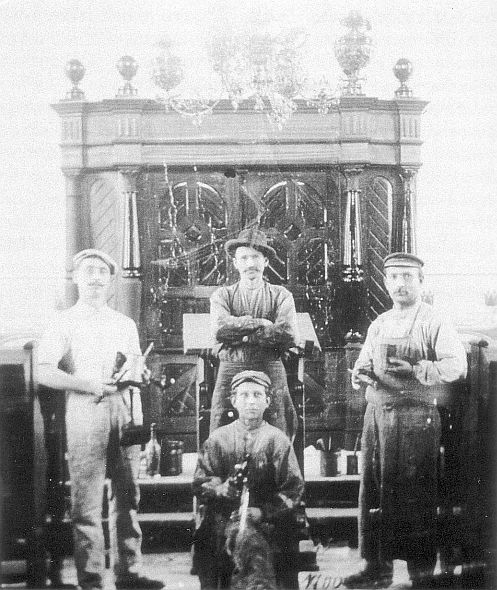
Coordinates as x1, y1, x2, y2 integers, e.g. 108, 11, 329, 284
231, 370, 271, 393
224, 228, 276, 259
383, 252, 424, 269
73, 249, 118, 275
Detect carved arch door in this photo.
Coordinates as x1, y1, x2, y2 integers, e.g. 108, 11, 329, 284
139, 168, 342, 447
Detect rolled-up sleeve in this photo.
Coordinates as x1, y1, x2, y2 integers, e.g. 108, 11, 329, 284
210, 288, 262, 343
247, 290, 299, 349
37, 318, 68, 368
413, 317, 467, 385
261, 442, 304, 521
192, 438, 229, 503
353, 321, 377, 374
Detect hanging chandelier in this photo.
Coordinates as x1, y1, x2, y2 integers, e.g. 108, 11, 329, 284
150, 12, 373, 128
210, 29, 309, 129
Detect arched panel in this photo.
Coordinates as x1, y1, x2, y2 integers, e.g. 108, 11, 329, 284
259, 179, 330, 290
367, 176, 393, 318
259, 181, 291, 285
88, 177, 120, 305
89, 178, 119, 260
156, 180, 228, 288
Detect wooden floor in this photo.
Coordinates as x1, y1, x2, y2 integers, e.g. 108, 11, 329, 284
41, 546, 417, 590
2, 547, 477, 589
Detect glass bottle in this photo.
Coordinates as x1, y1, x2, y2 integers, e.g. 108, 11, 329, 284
145, 423, 161, 477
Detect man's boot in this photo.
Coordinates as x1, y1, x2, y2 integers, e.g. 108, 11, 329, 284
343, 563, 393, 589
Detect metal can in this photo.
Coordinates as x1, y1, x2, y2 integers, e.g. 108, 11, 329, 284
160, 439, 184, 476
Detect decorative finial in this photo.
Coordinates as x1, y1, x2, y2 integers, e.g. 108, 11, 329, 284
151, 41, 184, 93
334, 11, 372, 96
116, 56, 138, 97
394, 58, 413, 98
64, 59, 86, 101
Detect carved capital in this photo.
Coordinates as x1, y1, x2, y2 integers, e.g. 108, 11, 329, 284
62, 167, 82, 178
62, 168, 82, 195
118, 166, 141, 192
343, 166, 364, 191
399, 166, 418, 186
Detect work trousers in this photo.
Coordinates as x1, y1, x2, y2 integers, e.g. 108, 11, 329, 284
359, 399, 440, 581
66, 392, 142, 589
209, 359, 298, 440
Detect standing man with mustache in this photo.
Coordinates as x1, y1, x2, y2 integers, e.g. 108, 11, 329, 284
37, 250, 163, 590
209, 228, 299, 440
344, 253, 467, 589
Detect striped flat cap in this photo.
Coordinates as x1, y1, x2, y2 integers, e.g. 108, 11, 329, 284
383, 252, 424, 269
73, 249, 118, 275
231, 370, 271, 392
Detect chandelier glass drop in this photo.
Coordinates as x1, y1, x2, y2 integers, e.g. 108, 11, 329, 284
211, 29, 308, 129
151, 40, 221, 126
150, 12, 372, 127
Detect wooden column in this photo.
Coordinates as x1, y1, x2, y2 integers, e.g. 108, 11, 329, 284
399, 167, 418, 253
63, 168, 83, 307
337, 167, 369, 341
342, 167, 364, 275
117, 167, 142, 327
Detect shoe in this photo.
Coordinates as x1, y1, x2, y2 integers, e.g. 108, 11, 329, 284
343, 569, 392, 589
115, 575, 165, 589
51, 584, 77, 589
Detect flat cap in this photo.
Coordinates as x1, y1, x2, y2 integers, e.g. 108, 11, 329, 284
383, 252, 424, 269
73, 249, 118, 275
231, 370, 271, 393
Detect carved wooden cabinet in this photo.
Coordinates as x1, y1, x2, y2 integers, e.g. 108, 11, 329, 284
52, 95, 427, 451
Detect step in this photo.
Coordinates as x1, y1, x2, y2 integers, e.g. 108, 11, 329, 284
138, 474, 194, 488
136, 507, 358, 526
306, 507, 358, 522
138, 512, 195, 524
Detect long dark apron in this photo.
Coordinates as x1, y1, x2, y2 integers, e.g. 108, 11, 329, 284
359, 306, 440, 572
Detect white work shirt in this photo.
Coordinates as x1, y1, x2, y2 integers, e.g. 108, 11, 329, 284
38, 301, 143, 421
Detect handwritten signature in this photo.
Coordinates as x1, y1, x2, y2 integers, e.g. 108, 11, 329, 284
300, 572, 343, 589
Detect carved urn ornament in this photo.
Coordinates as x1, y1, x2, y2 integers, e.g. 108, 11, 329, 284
394, 58, 413, 98
116, 55, 138, 97
334, 11, 373, 96
64, 59, 86, 100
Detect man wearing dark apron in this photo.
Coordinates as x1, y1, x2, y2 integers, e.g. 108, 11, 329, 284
344, 253, 467, 589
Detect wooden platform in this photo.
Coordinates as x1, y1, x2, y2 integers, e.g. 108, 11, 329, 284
133, 453, 360, 548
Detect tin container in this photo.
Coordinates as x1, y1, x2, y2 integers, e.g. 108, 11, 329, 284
160, 439, 184, 476
319, 450, 339, 477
